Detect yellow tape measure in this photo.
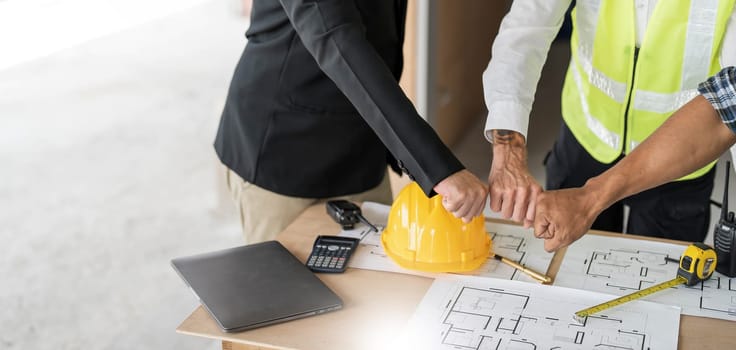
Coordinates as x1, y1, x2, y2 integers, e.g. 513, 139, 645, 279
573, 243, 717, 323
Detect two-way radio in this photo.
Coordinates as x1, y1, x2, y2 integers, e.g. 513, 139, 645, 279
714, 162, 736, 277
325, 200, 378, 232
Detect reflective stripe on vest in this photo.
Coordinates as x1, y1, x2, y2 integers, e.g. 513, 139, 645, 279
562, 0, 734, 180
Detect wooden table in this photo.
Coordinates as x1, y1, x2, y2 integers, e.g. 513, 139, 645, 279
177, 204, 735, 349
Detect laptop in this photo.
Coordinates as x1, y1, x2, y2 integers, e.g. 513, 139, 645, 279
171, 240, 343, 332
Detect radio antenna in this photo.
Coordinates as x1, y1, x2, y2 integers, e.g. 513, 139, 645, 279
723, 162, 730, 221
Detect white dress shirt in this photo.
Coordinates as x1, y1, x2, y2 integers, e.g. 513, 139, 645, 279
483, 0, 736, 143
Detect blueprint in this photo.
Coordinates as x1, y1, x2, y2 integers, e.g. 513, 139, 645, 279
555, 234, 736, 321
403, 275, 680, 350
338, 202, 553, 283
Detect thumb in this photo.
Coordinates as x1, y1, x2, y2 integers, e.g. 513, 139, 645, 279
544, 237, 560, 253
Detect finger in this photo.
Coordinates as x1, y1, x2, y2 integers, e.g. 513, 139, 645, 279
523, 218, 533, 229
464, 202, 481, 222
462, 190, 488, 223
535, 227, 549, 239
442, 196, 461, 213
543, 224, 561, 252
533, 216, 550, 239
462, 189, 483, 218
453, 199, 473, 221
548, 220, 580, 251
525, 188, 539, 223
472, 194, 487, 218
500, 190, 514, 219
537, 221, 554, 239
511, 188, 529, 222
489, 188, 502, 212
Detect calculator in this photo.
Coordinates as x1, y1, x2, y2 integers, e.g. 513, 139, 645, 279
305, 235, 361, 273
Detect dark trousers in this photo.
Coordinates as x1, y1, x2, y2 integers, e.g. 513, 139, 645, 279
544, 122, 715, 242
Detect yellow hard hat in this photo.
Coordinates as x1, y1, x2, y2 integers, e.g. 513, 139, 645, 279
381, 182, 490, 272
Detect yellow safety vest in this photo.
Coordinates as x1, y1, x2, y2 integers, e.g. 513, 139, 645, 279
562, 0, 734, 180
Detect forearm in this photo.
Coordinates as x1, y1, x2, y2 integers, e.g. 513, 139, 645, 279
279, 0, 463, 194
491, 130, 527, 166
583, 95, 736, 212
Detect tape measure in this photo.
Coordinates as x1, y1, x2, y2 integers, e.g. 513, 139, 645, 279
573, 242, 717, 323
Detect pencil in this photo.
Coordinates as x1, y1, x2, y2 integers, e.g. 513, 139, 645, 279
492, 253, 552, 284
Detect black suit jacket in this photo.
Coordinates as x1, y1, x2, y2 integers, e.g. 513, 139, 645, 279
214, 0, 464, 198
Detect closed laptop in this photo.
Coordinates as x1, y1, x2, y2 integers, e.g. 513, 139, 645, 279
171, 240, 343, 332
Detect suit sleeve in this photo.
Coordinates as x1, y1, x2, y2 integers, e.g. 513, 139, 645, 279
278, 0, 464, 196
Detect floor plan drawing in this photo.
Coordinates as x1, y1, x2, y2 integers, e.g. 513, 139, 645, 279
404, 275, 680, 349
337, 202, 552, 283
555, 234, 736, 321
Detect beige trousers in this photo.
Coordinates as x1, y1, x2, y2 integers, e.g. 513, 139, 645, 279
226, 168, 392, 244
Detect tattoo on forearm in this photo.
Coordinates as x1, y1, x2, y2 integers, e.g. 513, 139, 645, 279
492, 129, 524, 145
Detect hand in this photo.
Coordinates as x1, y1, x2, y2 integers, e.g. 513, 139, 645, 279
533, 187, 601, 252
488, 130, 542, 228
433, 169, 488, 223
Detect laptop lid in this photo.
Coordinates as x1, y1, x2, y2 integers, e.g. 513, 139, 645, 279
171, 240, 343, 332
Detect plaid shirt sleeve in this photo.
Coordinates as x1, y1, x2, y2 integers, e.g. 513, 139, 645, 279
698, 66, 736, 134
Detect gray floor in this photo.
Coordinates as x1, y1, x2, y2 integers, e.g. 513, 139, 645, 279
1, 1, 246, 349
3, 2, 735, 349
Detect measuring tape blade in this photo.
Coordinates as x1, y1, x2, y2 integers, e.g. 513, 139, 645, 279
573, 276, 687, 323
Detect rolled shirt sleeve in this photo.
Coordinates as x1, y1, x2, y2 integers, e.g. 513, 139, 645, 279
698, 66, 736, 134
482, 0, 572, 143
